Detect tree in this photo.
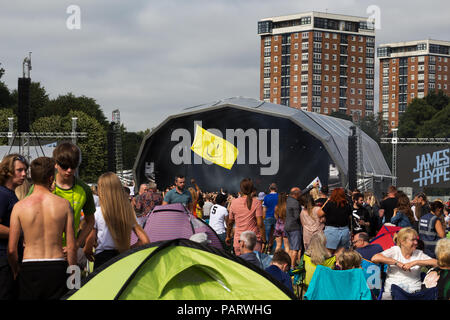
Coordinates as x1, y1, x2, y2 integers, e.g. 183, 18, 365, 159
40, 93, 108, 129
32, 111, 107, 183
425, 90, 450, 112
398, 98, 435, 138
418, 103, 450, 138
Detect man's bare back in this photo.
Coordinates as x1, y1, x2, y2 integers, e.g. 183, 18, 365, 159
8, 185, 76, 276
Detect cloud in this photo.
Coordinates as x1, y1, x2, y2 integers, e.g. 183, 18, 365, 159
1, 0, 449, 131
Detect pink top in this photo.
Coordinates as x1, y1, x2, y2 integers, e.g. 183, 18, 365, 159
300, 206, 325, 249
229, 196, 263, 248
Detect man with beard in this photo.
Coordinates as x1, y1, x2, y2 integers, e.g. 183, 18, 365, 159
162, 175, 193, 212
351, 192, 371, 236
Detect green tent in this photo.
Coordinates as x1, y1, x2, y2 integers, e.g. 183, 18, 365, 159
66, 239, 296, 300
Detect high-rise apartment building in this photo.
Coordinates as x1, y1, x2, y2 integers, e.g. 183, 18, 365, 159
377, 40, 450, 131
258, 11, 376, 117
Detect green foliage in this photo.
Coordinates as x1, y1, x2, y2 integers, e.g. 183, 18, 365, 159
40, 93, 108, 129
329, 110, 352, 121
0, 108, 15, 145
398, 90, 450, 138
65, 111, 107, 183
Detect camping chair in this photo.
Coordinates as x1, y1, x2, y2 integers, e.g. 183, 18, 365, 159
254, 251, 273, 270
304, 265, 372, 300
360, 258, 386, 300
289, 254, 306, 299
391, 284, 437, 300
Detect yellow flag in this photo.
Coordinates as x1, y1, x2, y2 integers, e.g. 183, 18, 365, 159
190, 125, 239, 170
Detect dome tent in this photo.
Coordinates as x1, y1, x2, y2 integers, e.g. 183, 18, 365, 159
133, 97, 391, 193
130, 203, 224, 250
66, 239, 296, 300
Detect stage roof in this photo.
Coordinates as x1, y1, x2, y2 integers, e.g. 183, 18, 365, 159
135, 97, 392, 186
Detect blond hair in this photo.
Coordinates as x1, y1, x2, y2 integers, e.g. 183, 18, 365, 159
15, 178, 31, 200
98, 172, 138, 253
394, 227, 418, 248
310, 187, 320, 201
306, 232, 331, 265
435, 238, 450, 268
337, 249, 362, 270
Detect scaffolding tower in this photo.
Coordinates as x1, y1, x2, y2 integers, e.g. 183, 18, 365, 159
112, 109, 123, 179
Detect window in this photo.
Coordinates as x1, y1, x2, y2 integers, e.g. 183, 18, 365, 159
351, 46, 356, 52
302, 53, 308, 61
274, 46, 278, 52
332, 54, 337, 61
294, 54, 298, 61
324, 43, 329, 49
294, 43, 298, 50
324, 53, 329, 60
294, 64, 298, 71
411, 65, 415, 71
302, 32, 309, 39
324, 64, 329, 71
302, 42, 309, 50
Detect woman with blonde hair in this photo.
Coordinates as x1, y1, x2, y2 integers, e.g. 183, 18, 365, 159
423, 238, 450, 300
84, 172, 149, 270
372, 227, 437, 300
303, 232, 337, 287
273, 192, 290, 253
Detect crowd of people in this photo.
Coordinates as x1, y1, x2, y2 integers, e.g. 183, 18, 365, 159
0, 144, 449, 300
134, 175, 450, 300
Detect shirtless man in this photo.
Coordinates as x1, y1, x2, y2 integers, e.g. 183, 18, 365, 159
8, 157, 76, 300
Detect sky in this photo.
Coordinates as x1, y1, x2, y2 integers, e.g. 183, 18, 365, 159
1, 0, 449, 132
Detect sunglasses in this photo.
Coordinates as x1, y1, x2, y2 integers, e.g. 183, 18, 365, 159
57, 162, 77, 170
14, 155, 28, 164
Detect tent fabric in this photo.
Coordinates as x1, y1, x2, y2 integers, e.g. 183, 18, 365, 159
130, 203, 223, 250
304, 265, 372, 300
133, 97, 392, 188
66, 239, 296, 300
370, 225, 402, 251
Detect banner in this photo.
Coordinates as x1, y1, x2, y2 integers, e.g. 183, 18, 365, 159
397, 145, 450, 188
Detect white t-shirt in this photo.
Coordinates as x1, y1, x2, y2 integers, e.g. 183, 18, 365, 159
94, 207, 117, 254
382, 246, 432, 298
208, 204, 228, 234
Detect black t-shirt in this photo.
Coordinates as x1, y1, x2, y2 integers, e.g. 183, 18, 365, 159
322, 201, 352, 228
351, 206, 371, 234
0, 186, 19, 258
380, 197, 398, 223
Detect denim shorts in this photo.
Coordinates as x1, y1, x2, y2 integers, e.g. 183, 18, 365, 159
285, 230, 302, 251
324, 226, 350, 250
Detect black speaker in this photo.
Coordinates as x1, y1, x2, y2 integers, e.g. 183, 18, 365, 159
18, 77, 31, 133
348, 127, 358, 191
